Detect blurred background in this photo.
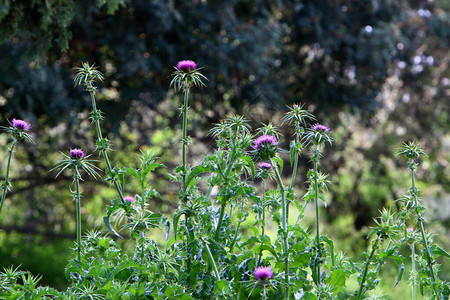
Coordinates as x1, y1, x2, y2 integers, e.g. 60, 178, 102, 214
0, 0, 448, 296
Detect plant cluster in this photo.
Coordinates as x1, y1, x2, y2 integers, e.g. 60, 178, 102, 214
0, 62, 448, 299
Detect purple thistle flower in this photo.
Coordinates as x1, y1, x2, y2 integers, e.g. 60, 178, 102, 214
312, 123, 330, 133
70, 148, 85, 159
258, 162, 272, 169
177, 60, 197, 72
252, 135, 277, 150
407, 227, 413, 233
254, 266, 273, 281
124, 196, 136, 203
12, 119, 31, 131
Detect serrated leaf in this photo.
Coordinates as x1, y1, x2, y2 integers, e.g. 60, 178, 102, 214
328, 269, 346, 292
431, 245, 450, 258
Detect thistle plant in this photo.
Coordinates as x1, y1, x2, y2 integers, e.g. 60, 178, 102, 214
356, 208, 398, 299
52, 148, 99, 260
397, 142, 440, 297
282, 104, 314, 210
73, 63, 127, 216
252, 134, 290, 299
256, 162, 273, 238
170, 60, 206, 203
169, 60, 206, 286
0, 119, 33, 219
304, 123, 333, 288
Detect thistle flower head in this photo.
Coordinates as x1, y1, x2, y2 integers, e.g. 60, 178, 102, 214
254, 266, 273, 281
304, 123, 333, 146
124, 196, 136, 203
70, 148, 85, 159
52, 149, 100, 179
252, 135, 279, 162
312, 123, 330, 133
406, 227, 413, 233
396, 142, 426, 160
257, 162, 273, 179
258, 162, 272, 169
1, 118, 34, 143
12, 119, 31, 131
252, 135, 277, 150
170, 60, 207, 91
177, 60, 197, 72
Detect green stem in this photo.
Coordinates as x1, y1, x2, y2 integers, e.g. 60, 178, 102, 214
288, 135, 300, 219
0, 139, 17, 218
356, 236, 380, 300
313, 146, 321, 285
411, 242, 417, 300
181, 88, 189, 203
257, 179, 267, 266
215, 202, 226, 241
203, 239, 220, 281
271, 157, 289, 300
261, 179, 266, 237
89, 91, 125, 203
229, 221, 241, 252
74, 166, 82, 261
214, 147, 237, 241
409, 162, 438, 296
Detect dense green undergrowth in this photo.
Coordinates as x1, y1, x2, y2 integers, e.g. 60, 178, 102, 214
0, 62, 448, 299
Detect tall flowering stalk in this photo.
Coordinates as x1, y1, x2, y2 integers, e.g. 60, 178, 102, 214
52, 148, 99, 260
356, 209, 398, 299
304, 124, 332, 287
0, 119, 33, 218
170, 60, 206, 284
73, 63, 126, 207
252, 134, 290, 299
397, 142, 438, 297
170, 60, 206, 204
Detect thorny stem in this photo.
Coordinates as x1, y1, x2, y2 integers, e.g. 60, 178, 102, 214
181, 88, 190, 203
313, 145, 321, 286
287, 135, 300, 218
257, 179, 267, 266
356, 236, 380, 300
74, 166, 82, 261
89, 91, 125, 203
261, 179, 266, 237
0, 139, 17, 218
411, 241, 417, 300
271, 157, 289, 300
214, 146, 237, 241
409, 161, 438, 296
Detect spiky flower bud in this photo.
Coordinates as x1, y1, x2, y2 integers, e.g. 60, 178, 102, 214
304, 123, 333, 146
397, 142, 426, 160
